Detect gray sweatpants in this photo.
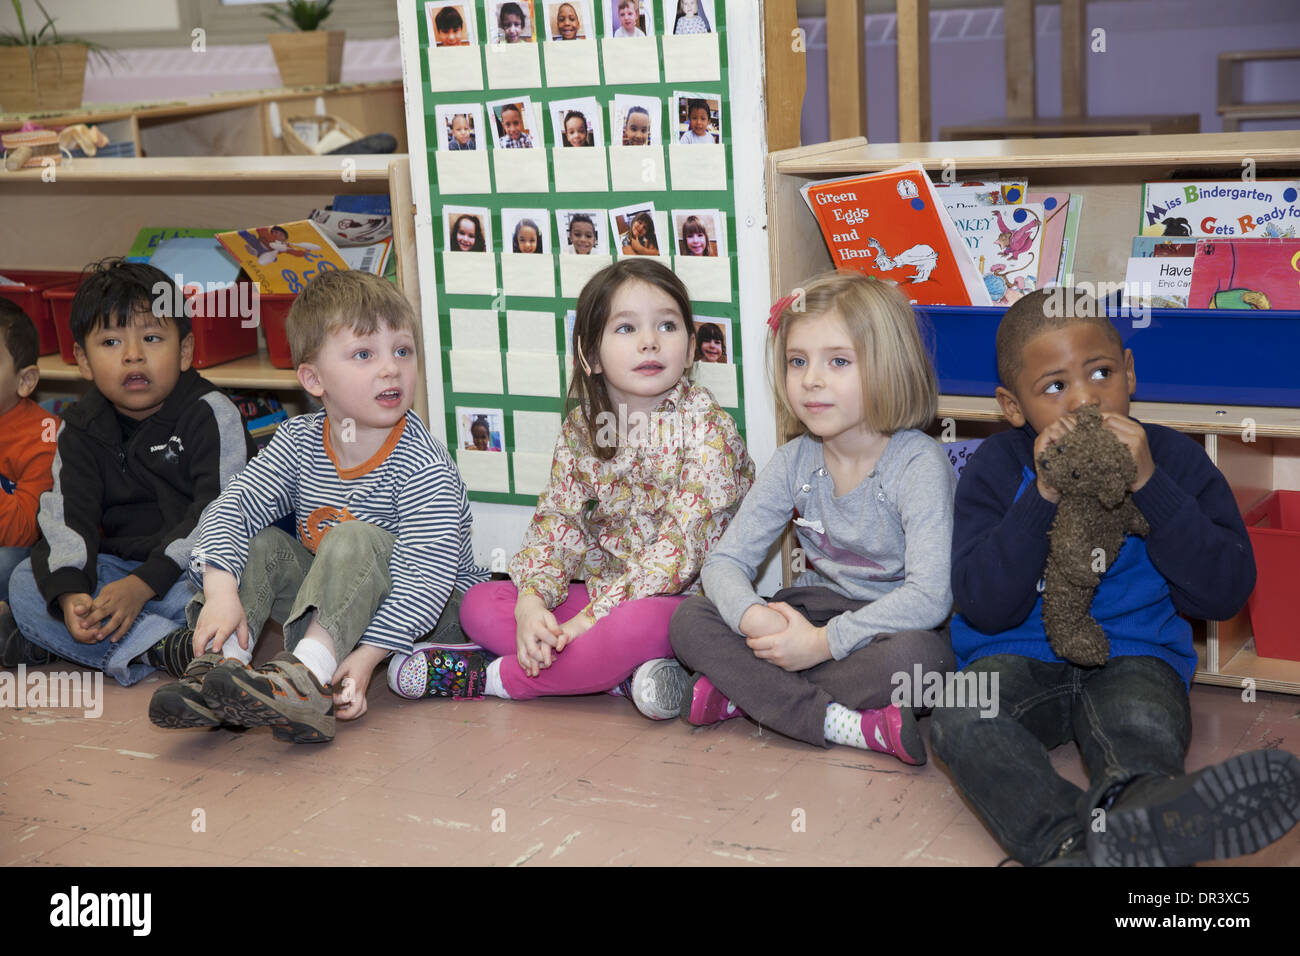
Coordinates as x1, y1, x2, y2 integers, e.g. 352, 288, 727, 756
669, 586, 955, 747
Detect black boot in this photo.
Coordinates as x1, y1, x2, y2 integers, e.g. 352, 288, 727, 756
1088, 749, 1300, 866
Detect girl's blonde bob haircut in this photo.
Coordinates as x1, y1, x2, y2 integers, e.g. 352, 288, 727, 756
768, 270, 937, 440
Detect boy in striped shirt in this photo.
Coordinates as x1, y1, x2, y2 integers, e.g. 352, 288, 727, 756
149, 271, 487, 742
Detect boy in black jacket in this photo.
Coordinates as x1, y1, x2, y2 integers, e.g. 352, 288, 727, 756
930, 290, 1300, 867
6, 260, 252, 686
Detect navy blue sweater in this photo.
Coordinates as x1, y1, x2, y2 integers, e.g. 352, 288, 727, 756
949, 420, 1255, 687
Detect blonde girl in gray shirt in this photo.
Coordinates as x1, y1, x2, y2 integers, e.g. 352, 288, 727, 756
668, 270, 956, 764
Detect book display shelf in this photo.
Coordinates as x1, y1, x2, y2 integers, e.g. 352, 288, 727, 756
766, 130, 1300, 695
0, 155, 427, 421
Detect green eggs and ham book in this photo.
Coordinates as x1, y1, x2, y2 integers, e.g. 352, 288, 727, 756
801, 162, 991, 307
1188, 238, 1300, 310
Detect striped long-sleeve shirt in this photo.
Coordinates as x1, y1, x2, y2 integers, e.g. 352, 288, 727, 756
190, 410, 487, 654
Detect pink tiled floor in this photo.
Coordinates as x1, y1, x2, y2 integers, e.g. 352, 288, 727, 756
2, 669, 1297, 867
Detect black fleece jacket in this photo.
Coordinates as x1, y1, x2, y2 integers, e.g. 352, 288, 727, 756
31, 368, 253, 616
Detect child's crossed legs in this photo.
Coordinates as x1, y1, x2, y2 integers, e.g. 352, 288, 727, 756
460, 580, 682, 699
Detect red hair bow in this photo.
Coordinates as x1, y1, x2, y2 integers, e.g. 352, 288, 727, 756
768, 294, 796, 333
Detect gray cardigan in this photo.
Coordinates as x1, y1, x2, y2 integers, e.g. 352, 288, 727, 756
699, 429, 955, 659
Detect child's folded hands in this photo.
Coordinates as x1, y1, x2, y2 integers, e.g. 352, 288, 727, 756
746, 602, 832, 672
89, 574, 154, 642
58, 592, 100, 644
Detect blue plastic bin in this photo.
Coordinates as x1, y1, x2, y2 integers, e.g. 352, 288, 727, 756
917, 301, 1300, 408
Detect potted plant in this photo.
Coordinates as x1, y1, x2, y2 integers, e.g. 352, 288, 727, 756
0, 0, 111, 112
265, 0, 344, 88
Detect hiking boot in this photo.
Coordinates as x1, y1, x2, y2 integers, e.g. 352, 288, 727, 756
1088, 749, 1300, 866
680, 672, 745, 726
145, 626, 197, 678
627, 658, 688, 720
0, 604, 54, 667
148, 653, 246, 729
202, 651, 335, 743
387, 641, 490, 700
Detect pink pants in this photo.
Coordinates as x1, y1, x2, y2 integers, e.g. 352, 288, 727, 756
459, 580, 684, 700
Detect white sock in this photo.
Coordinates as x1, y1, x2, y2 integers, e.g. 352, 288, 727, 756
292, 637, 337, 686
222, 638, 253, 665
484, 657, 510, 699
824, 702, 868, 749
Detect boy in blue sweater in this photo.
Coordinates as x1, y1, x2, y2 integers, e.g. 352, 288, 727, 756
931, 290, 1300, 866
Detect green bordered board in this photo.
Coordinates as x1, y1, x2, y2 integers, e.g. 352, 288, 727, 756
397, 0, 770, 508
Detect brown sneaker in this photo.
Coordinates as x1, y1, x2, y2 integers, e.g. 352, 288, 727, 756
201, 651, 335, 743
148, 652, 244, 728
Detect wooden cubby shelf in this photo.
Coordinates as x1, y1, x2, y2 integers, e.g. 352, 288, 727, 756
2, 155, 427, 418
767, 130, 1300, 695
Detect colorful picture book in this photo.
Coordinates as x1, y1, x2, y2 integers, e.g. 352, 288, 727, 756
933, 179, 1027, 207
1123, 237, 1198, 308
801, 162, 991, 307
127, 227, 224, 263
148, 237, 242, 293
215, 220, 350, 295
1025, 192, 1071, 287
1187, 238, 1300, 310
944, 199, 1047, 306
1058, 193, 1083, 282
1140, 180, 1300, 239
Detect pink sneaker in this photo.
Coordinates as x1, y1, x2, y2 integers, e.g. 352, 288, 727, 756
681, 673, 744, 726
861, 704, 926, 766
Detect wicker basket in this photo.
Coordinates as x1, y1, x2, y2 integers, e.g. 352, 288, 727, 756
280, 113, 362, 155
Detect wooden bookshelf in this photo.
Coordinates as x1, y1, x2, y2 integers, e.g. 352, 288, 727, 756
0, 81, 406, 157
3, 156, 426, 419
767, 130, 1300, 694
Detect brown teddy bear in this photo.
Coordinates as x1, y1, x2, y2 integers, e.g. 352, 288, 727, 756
1038, 404, 1149, 667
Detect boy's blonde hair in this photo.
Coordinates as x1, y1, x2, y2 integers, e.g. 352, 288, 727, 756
768, 270, 937, 439
286, 270, 418, 367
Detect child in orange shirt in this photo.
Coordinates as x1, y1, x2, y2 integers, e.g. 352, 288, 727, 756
0, 301, 59, 663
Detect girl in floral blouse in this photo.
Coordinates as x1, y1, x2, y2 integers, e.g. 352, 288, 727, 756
387, 259, 753, 717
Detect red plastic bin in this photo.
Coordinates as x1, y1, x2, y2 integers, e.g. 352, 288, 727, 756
257, 293, 299, 369
187, 283, 260, 368
47, 281, 264, 369
45, 284, 84, 364
1243, 490, 1300, 662
0, 269, 84, 356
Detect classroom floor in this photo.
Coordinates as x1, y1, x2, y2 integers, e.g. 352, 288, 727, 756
2, 653, 1298, 867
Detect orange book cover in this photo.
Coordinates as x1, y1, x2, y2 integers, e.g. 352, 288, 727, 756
216, 220, 350, 295
800, 163, 991, 307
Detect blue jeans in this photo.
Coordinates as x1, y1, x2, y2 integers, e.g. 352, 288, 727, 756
8, 555, 196, 687
0, 546, 30, 603
929, 654, 1191, 865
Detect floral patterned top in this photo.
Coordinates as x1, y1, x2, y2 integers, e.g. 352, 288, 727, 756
510, 379, 754, 620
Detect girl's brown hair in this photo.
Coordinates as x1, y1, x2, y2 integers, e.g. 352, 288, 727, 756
569, 258, 695, 459
768, 270, 937, 440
